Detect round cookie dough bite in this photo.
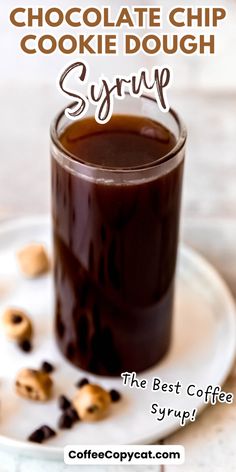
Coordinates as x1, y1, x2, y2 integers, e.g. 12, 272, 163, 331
2, 307, 33, 350
72, 384, 112, 422
17, 243, 50, 277
15, 368, 53, 401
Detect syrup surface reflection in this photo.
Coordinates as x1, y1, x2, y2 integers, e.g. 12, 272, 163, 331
52, 114, 184, 375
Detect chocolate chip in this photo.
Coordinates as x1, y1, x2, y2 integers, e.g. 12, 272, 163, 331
58, 407, 79, 427
58, 412, 73, 429
67, 407, 79, 422
28, 425, 56, 443
109, 389, 121, 402
41, 361, 54, 374
41, 425, 56, 440
76, 377, 89, 389
58, 395, 71, 411
18, 339, 32, 352
28, 428, 44, 443
11, 314, 22, 324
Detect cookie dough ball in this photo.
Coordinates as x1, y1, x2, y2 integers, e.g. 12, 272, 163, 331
2, 308, 32, 342
73, 384, 111, 422
17, 243, 49, 277
15, 368, 53, 401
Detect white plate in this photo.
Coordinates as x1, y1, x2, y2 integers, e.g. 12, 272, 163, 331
0, 216, 235, 460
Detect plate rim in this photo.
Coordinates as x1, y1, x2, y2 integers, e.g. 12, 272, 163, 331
0, 215, 235, 459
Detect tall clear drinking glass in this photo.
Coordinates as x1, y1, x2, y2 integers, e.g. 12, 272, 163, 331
51, 94, 187, 376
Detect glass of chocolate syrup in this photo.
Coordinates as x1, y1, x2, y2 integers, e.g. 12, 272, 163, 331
50, 94, 187, 376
